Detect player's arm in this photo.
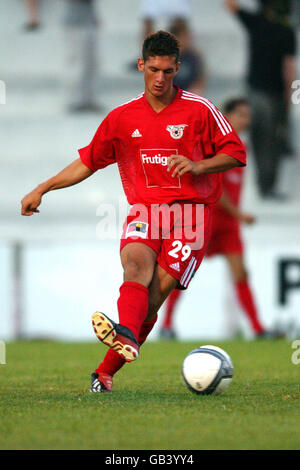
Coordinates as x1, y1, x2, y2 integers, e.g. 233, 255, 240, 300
167, 153, 242, 178
217, 191, 256, 224
168, 95, 246, 178
21, 158, 93, 216
224, 0, 257, 29
224, 0, 239, 14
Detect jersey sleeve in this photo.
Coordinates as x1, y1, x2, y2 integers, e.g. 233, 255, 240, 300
78, 113, 116, 172
201, 102, 246, 166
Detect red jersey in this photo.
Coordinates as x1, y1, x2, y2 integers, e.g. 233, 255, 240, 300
79, 88, 246, 206
213, 141, 247, 220
222, 165, 244, 207
206, 165, 245, 257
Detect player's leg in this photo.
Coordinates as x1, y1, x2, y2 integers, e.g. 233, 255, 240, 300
146, 263, 179, 320
92, 263, 178, 392
116, 241, 157, 337
91, 204, 211, 391
268, 95, 288, 196
143, 18, 154, 37
224, 252, 247, 282
160, 289, 183, 339
158, 203, 212, 339
138, 264, 179, 343
92, 242, 157, 363
24, 0, 40, 30
139, 0, 159, 36
224, 253, 264, 334
249, 90, 274, 196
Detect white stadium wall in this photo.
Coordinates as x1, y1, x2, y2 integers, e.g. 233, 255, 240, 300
1, 224, 299, 342
1, 0, 300, 343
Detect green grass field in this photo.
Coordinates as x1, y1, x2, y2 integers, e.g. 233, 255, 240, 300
0, 339, 299, 450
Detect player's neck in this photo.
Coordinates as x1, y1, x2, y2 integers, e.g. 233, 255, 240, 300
145, 86, 177, 113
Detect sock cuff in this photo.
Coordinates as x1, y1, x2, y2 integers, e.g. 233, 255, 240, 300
120, 281, 149, 296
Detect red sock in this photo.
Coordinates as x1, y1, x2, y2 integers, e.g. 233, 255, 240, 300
162, 289, 182, 329
95, 349, 125, 377
95, 315, 158, 377
117, 281, 149, 339
235, 280, 264, 333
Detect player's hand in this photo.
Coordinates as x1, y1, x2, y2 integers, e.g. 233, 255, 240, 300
239, 213, 256, 225
167, 155, 204, 178
224, 0, 239, 13
21, 189, 42, 216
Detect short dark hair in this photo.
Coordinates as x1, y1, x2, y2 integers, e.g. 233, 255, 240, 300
142, 30, 180, 63
222, 97, 250, 114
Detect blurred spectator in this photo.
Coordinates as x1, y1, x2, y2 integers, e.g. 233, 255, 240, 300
139, 0, 190, 37
225, 0, 297, 199
129, 0, 191, 70
24, 0, 41, 31
169, 20, 206, 95
63, 0, 102, 113
291, 0, 300, 27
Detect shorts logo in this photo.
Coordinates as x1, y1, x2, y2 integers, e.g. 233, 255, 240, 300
166, 124, 188, 139
125, 221, 148, 239
170, 262, 180, 272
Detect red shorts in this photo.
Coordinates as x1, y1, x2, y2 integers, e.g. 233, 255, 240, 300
120, 203, 212, 289
206, 211, 243, 257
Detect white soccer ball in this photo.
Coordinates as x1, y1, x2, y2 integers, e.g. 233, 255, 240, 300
182, 345, 234, 395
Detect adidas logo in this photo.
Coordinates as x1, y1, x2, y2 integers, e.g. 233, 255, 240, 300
170, 262, 180, 272
131, 129, 142, 138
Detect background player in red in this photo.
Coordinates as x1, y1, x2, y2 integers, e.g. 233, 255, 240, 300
21, 31, 246, 393
161, 97, 268, 339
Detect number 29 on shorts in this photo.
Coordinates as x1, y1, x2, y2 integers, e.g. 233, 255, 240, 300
168, 241, 191, 262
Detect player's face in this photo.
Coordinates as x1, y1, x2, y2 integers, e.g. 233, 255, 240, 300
227, 104, 251, 134
138, 55, 180, 98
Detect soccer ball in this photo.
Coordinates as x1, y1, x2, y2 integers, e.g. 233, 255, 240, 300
182, 345, 234, 395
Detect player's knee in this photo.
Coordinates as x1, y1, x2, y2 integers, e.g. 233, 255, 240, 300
124, 259, 142, 278
123, 260, 153, 285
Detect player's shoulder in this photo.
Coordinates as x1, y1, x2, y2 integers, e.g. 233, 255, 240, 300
180, 90, 234, 135
180, 90, 220, 113
107, 93, 145, 121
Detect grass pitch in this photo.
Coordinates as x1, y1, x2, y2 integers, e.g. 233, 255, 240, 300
0, 339, 299, 450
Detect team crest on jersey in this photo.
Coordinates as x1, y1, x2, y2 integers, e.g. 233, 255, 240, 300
166, 124, 188, 139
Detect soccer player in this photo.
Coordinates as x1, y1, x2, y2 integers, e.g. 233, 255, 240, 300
21, 31, 246, 393
160, 98, 267, 340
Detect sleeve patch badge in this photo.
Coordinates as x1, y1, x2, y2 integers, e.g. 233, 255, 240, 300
125, 221, 149, 239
